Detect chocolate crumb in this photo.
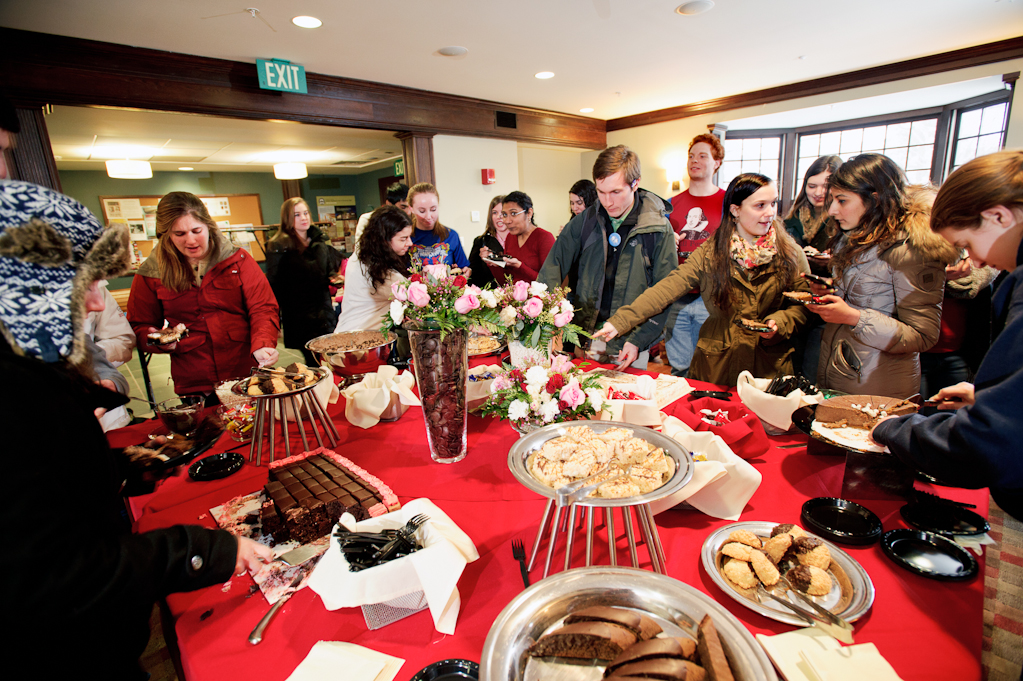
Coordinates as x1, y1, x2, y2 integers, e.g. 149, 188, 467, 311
199, 609, 213, 621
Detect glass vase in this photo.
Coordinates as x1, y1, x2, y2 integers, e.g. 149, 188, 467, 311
407, 325, 469, 463
508, 338, 553, 369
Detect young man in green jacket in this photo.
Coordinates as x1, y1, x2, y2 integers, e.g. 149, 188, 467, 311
539, 145, 678, 369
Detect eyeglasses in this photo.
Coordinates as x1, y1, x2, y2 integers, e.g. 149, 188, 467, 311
501, 209, 527, 219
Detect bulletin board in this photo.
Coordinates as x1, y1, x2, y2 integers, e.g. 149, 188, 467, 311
98, 194, 266, 265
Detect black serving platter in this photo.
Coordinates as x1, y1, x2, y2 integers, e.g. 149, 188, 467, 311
410, 659, 479, 681
880, 529, 978, 581
802, 497, 883, 545
189, 452, 244, 481
900, 502, 990, 537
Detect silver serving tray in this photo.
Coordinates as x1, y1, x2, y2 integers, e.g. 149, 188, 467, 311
480, 566, 777, 681
701, 521, 875, 627
232, 366, 331, 399
507, 421, 694, 507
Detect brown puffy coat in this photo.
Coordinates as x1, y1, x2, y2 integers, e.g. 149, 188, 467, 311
608, 230, 812, 386
817, 190, 958, 398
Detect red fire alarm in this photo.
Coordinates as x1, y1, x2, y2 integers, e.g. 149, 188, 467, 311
481, 169, 496, 185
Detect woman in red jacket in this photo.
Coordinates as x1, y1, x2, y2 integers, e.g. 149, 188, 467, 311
128, 191, 281, 397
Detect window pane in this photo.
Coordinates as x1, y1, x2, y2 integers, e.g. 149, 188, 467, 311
761, 137, 781, 160
906, 144, 933, 171
840, 128, 863, 154
724, 139, 744, 160
800, 134, 820, 158
862, 126, 886, 150
910, 119, 937, 145
906, 169, 930, 185
980, 103, 1007, 135
958, 109, 981, 138
886, 122, 911, 148
819, 131, 841, 155
954, 137, 978, 167
741, 159, 760, 174
742, 138, 762, 159
796, 158, 814, 185
762, 160, 781, 180
976, 132, 1002, 156
885, 147, 908, 170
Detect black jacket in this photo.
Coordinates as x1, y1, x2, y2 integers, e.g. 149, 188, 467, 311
468, 232, 504, 288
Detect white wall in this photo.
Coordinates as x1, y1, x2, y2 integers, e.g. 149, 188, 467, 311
517, 146, 586, 235
432, 135, 519, 246
608, 58, 1023, 198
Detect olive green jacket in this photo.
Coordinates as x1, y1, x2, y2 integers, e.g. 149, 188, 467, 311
609, 233, 812, 386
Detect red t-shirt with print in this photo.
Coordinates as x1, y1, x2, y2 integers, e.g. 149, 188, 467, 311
669, 188, 726, 260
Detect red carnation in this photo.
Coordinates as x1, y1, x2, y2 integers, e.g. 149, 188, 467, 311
546, 373, 565, 394
508, 369, 525, 385
453, 275, 467, 287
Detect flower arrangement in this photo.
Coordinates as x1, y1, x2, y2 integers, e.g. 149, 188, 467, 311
384, 264, 491, 336
475, 280, 587, 350
480, 354, 607, 428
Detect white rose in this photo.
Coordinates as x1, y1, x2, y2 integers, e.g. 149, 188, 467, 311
389, 300, 406, 326
508, 399, 529, 421
528, 281, 548, 297
540, 398, 561, 423
479, 289, 498, 308
560, 299, 574, 314
585, 387, 605, 412
499, 305, 517, 327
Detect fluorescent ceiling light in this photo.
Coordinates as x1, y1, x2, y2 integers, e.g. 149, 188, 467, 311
580, 108, 594, 113
292, 16, 322, 28
274, 162, 308, 180
178, 167, 194, 171
106, 160, 153, 179
534, 72, 555, 80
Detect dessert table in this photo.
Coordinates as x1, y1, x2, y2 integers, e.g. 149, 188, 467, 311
109, 366, 987, 681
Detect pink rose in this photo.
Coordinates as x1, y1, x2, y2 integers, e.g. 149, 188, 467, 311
491, 375, 512, 392
559, 378, 586, 409
523, 297, 544, 318
454, 292, 480, 314
513, 280, 530, 302
391, 282, 408, 302
407, 281, 431, 307
424, 264, 448, 280
551, 354, 574, 374
553, 310, 573, 327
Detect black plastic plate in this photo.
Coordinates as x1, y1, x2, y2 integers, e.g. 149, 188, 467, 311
900, 502, 990, 537
880, 529, 978, 581
189, 452, 244, 481
410, 659, 479, 681
802, 497, 883, 545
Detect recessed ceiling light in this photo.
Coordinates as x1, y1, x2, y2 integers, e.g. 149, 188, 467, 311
178, 167, 194, 171
535, 71, 555, 80
438, 46, 468, 57
675, 1, 715, 15
292, 16, 322, 28
580, 108, 594, 113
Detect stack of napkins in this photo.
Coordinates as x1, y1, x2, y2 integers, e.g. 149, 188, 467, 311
341, 365, 421, 429
757, 629, 904, 681
287, 641, 403, 681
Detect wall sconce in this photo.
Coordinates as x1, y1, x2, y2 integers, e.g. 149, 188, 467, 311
274, 162, 308, 180
106, 160, 153, 179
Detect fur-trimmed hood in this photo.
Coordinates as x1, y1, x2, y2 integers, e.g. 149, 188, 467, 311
894, 184, 959, 266
0, 180, 130, 368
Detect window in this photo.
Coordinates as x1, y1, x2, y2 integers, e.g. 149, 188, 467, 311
949, 100, 1009, 174
719, 135, 782, 190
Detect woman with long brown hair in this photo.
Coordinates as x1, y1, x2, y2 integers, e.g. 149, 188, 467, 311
784, 154, 842, 254
467, 194, 506, 288
406, 182, 471, 275
267, 197, 344, 365
592, 173, 811, 384
127, 191, 280, 396
808, 153, 957, 397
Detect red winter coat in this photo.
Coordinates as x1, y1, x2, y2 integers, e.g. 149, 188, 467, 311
128, 245, 280, 395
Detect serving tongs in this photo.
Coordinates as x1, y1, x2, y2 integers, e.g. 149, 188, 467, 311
554, 465, 633, 508
755, 578, 855, 644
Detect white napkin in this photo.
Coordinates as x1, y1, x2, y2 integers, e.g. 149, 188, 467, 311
955, 532, 995, 556
801, 642, 904, 681
308, 498, 479, 635
737, 371, 823, 434
341, 366, 421, 429
649, 414, 762, 520
598, 374, 661, 426
273, 373, 340, 421
756, 628, 841, 681
286, 641, 404, 681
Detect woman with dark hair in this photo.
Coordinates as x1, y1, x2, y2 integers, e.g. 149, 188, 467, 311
335, 205, 413, 333
592, 173, 811, 383
406, 182, 471, 274
871, 150, 1023, 521
468, 195, 506, 288
481, 190, 555, 284
267, 197, 344, 365
128, 191, 280, 396
807, 153, 957, 397
784, 155, 842, 253
568, 179, 598, 221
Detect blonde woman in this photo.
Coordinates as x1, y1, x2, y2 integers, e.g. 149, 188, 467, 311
128, 191, 280, 396
406, 182, 471, 275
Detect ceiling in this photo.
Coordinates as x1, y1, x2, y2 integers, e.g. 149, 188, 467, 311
45, 106, 404, 175
2, 1, 1021, 122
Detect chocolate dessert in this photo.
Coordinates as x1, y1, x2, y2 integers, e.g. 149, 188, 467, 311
528, 621, 637, 660
814, 394, 917, 429
148, 323, 187, 345
565, 605, 663, 641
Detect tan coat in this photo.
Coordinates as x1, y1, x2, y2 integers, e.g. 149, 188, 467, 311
817, 191, 958, 398
609, 232, 812, 386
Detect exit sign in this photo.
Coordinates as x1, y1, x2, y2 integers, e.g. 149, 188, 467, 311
394, 159, 405, 177
256, 59, 307, 94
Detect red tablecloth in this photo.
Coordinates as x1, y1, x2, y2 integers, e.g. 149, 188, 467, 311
110, 370, 986, 681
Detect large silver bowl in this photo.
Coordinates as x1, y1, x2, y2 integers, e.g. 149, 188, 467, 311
480, 566, 777, 681
507, 420, 694, 507
305, 330, 396, 379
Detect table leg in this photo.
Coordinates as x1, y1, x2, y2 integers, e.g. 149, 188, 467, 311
528, 499, 554, 572
279, 396, 292, 459
290, 395, 309, 452
564, 505, 578, 572
309, 391, 339, 444
542, 505, 564, 579
623, 507, 639, 568
585, 507, 595, 567
302, 392, 325, 449
606, 508, 617, 567
267, 400, 276, 463
249, 399, 265, 463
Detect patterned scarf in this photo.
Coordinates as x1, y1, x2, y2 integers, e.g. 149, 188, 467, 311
798, 204, 828, 244
729, 225, 777, 270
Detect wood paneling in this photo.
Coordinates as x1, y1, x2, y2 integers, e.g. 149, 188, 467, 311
397, 133, 436, 186
608, 36, 1023, 132
0, 28, 606, 150
9, 107, 61, 191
